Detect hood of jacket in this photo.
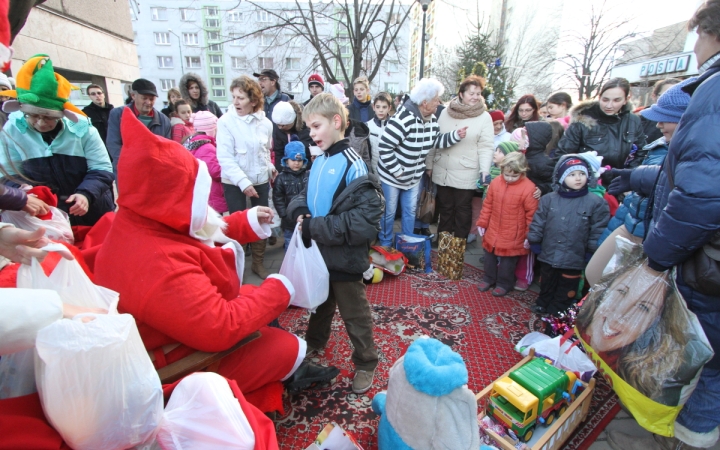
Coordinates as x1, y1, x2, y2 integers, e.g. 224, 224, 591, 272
179, 72, 209, 106
551, 153, 599, 191
570, 100, 634, 129
401, 98, 427, 121
525, 121, 552, 152
185, 134, 216, 152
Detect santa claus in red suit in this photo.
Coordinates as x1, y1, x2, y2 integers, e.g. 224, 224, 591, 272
94, 108, 338, 413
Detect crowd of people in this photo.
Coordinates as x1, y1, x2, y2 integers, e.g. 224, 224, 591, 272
1, 0, 720, 448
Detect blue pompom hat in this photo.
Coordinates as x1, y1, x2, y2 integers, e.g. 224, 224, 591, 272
282, 140, 307, 167
641, 77, 696, 123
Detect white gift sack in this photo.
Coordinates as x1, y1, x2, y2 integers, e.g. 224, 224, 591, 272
0, 348, 36, 399
279, 224, 329, 312
515, 332, 597, 382
1, 206, 74, 244
35, 314, 163, 450
155, 372, 255, 450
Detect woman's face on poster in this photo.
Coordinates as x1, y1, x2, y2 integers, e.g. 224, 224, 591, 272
587, 270, 665, 353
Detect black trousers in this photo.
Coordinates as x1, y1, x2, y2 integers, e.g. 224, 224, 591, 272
436, 185, 475, 239
483, 251, 519, 291
222, 182, 270, 213
536, 262, 583, 315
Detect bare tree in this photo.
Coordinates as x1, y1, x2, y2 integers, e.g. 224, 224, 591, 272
554, 0, 638, 100
430, 45, 461, 100
228, 0, 412, 95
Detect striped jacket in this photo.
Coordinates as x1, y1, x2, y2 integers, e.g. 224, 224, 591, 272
377, 100, 460, 188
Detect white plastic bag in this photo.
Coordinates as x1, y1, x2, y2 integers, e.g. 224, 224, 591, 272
279, 224, 329, 312
155, 372, 255, 450
1, 206, 74, 244
515, 331, 597, 382
0, 348, 36, 399
35, 314, 163, 450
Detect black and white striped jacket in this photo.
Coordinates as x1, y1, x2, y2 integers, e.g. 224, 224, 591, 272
377, 100, 460, 188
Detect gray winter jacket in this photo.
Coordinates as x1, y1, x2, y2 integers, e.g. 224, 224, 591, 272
527, 154, 610, 270
287, 173, 384, 280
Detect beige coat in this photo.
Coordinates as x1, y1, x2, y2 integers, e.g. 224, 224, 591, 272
426, 110, 494, 190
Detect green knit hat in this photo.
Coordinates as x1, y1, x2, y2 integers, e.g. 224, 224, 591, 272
497, 141, 519, 155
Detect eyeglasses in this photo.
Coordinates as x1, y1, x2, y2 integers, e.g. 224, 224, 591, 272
24, 113, 60, 124
88, 91, 104, 96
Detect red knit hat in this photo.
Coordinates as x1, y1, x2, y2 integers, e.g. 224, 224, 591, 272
489, 110, 505, 122
308, 74, 324, 88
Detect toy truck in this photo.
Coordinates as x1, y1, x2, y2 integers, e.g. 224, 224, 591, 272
486, 357, 583, 442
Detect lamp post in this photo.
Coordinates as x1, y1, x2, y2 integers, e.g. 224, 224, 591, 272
168, 29, 184, 75
417, 0, 432, 80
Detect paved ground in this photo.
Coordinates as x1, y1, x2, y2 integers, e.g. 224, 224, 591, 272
244, 223, 720, 450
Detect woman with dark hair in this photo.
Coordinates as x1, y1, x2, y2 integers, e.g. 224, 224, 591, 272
425, 75, 494, 244
179, 73, 224, 118
545, 92, 573, 129
555, 78, 646, 177
216, 76, 275, 279
505, 94, 540, 132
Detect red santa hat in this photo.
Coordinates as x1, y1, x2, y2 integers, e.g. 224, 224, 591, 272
118, 107, 213, 242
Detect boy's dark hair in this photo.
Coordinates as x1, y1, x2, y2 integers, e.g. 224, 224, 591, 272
170, 99, 190, 114
689, 0, 720, 37
86, 84, 103, 96
373, 92, 392, 106
599, 78, 630, 98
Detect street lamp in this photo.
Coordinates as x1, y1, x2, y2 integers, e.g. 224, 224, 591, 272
417, 0, 432, 80
168, 29, 184, 75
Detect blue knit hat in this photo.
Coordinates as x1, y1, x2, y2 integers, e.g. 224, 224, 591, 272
282, 140, 307, 167
641, 77, 696, 123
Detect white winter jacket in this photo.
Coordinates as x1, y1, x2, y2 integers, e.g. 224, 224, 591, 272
216, 109, 274, 191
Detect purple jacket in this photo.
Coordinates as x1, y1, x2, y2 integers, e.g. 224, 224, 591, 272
186, 135, 228, 214
0, 184, 28, 211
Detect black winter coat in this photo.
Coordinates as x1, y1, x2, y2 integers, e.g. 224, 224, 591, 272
556, 101, 647, 171
287, 173, 384, 280
527, 154, 610, 270
82, 102, 114, 144
272, 167, 309, 230
524, 121, 555, 195
347, 98, 375, 122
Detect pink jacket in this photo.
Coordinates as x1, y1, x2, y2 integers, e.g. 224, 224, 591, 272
187, 135, 228, 213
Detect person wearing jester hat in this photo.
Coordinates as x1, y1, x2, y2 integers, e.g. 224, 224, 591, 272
94, 108, 339, 414
0, 54, 114, 227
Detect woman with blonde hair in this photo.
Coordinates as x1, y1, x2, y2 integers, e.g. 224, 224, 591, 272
160, 87, 182, 117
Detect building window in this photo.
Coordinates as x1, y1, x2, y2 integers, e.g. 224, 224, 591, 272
205, 18, 219, 28
256, 10, 269, 22
286, 81, 301, 94
258, 57, 273, 70
387, 60, 399, 72
231, 57, 248, 69
341, 57, 351, 68
212, 88, 226, 97
183, 32, 198, 46
210, 55, 223, 64
259, 34, 271, 47
208, 43, 223, 52
154, 32, 170, 45
151, 7, 167, 21
186, 56, 201, 68
157, 56, 173, 69
389, 13, 401, 25
160, 79, 176, 91
229, 32, 242, 46
211, 77, 225, 87
286, 57, 301, 70
180, 8, 195, 21
228, 10, 242, 22
338, 39, 350, 55
207, 31, 220, 41
384, 82, 399, 93
205, 6, 218, 16
210, 66, 224, 75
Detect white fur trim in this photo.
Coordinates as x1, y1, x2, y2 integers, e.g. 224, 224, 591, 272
674, 422, 719, 448
266, 273, 295, 305
247, 207, 272, 239
0, 45, 13, 69
189, 160, 212, 241
281, 334, 307, 381
221, 241, 245, 285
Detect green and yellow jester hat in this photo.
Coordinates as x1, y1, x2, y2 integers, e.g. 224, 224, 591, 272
0, 54, 86, 122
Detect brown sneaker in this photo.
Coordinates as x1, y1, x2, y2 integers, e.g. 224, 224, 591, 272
607, 431, 704, 450
352, 370, 375, 394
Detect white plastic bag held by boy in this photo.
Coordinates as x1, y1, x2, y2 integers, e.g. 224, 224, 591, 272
35, 314, 163, 450
279, 223, 329, 312
1, 207, 74, 244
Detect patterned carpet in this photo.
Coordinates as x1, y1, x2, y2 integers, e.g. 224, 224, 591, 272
275, 262, 619, 450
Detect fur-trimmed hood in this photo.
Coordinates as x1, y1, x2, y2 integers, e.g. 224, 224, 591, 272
179, 73, 209, 107
288, 100, 303, 131
570, 100, 635, 130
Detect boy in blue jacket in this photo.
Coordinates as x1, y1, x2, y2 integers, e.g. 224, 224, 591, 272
287, 93, 384, 394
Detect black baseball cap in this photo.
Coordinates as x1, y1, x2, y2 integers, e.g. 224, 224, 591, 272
131, 78, 158, 97
253, 69, 279, 80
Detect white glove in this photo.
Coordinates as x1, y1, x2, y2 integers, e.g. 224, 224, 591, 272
477, 227, 486, 236
523, 239, 530, 249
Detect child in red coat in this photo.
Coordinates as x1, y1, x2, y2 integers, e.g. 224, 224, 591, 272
476, 152, 539, 296
170, 100, 195, 143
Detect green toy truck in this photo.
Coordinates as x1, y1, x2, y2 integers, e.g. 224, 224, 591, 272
486, 357, 582, 442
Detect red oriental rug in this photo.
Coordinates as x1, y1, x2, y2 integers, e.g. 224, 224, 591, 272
275, 261, 620, 450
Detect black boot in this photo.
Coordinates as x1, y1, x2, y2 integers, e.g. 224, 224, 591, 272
284, 361, 340, 394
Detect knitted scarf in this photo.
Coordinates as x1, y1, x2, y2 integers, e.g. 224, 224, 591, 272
446, 96, 486, 120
